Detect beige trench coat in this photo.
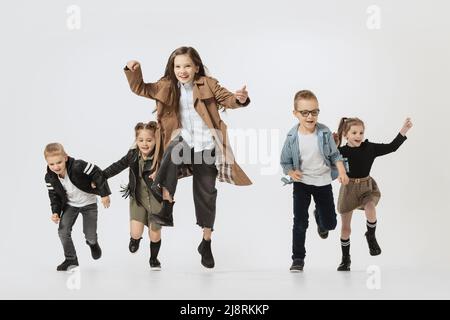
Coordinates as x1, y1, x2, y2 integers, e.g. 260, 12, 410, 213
125, 66, 252, 186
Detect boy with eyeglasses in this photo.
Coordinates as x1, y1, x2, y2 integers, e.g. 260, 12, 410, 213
280, 90, 349, 272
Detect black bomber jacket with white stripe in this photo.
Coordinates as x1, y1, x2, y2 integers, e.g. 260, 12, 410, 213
44, 157, 111, 216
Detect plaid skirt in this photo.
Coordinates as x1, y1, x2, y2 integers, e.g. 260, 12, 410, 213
337, 176, 381, 214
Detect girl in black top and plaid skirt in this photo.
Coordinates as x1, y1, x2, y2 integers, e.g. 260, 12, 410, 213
334, 117, 413, 271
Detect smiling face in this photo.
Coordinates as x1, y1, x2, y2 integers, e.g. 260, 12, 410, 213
136, 129, 156, 157
345, 124, 365, 147
293, 98, 320, 134
174, 54, 199, 84
46, 154, 68, 177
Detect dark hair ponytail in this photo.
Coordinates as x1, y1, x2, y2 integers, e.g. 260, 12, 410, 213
336, 117, 347, 147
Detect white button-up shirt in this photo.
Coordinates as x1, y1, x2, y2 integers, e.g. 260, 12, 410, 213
179, 81, 215, 152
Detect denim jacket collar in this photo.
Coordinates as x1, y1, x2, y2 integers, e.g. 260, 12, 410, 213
286, 122, 330, 142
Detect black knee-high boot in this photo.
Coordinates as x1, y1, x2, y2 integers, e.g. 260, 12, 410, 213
337, 238, 351, 271
149, 240, 161, 270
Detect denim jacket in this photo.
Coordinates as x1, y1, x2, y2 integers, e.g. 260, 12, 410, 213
280, 122, 343, 185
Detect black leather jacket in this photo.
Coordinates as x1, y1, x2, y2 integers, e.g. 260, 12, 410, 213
103, 148, 156, 201
45, 157, 111, 216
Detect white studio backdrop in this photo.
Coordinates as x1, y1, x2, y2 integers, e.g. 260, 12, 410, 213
1, 0, 449, 298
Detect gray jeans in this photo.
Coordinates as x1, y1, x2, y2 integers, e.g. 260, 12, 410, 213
58, 203, 98, 260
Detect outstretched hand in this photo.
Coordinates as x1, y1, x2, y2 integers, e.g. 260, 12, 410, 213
235, 85, 248, 104
400, 117, 413, 136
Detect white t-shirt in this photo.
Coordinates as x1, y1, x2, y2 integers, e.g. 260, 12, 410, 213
298, 130, 332, 186
58, 174, 97, 207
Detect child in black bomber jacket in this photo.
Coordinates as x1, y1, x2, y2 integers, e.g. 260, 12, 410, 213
44, 143, 111, 271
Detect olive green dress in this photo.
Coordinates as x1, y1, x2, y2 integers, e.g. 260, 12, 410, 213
129, 153, 162, 230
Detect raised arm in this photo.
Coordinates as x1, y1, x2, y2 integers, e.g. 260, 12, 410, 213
374, 118, 412, 157
124, 60, 162, 99
208, 78, 250, 109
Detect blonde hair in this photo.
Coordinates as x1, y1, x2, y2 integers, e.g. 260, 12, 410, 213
294, 90, 318, 110
336, 117, 365, 147
44, 143, 67, 159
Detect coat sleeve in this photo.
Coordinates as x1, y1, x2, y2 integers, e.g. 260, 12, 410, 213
45, 175, 62, 216
124, 65, 162, 99
280, 138, 294, 175
208, 77, 250, 109
103, 150, 133, 180
79, 160, 112, 197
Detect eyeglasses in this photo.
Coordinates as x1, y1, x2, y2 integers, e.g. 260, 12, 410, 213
296, 109, 320, 117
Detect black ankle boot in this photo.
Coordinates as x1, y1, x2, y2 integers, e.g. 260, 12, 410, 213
149, 257, 161, 270
337, 255, 351, 271
198, 238, 215, 269
86, 241, 102, 260
149, 240, 161, 270
151, 200, 174, 227
365, 232, 382, 256
129, 237, 142, 253
57, 258, 79, 271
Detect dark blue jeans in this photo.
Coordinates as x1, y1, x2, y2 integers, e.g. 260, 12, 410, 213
292, 182, 337, 260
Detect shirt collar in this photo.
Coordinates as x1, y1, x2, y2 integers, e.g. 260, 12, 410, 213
178, 81, 194, 90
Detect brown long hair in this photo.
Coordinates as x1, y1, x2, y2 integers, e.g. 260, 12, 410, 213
161, 47, 207, 110
336, 117, 365, 147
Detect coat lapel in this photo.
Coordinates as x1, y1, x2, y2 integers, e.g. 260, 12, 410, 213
193, 78, 214, 104
154, 83, 172, 105
193, 77, 215, 128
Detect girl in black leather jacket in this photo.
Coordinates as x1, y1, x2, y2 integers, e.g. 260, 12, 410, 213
103, 121, 164, 270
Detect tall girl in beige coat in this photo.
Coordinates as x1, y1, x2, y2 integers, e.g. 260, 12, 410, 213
124, 46, 251, 268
